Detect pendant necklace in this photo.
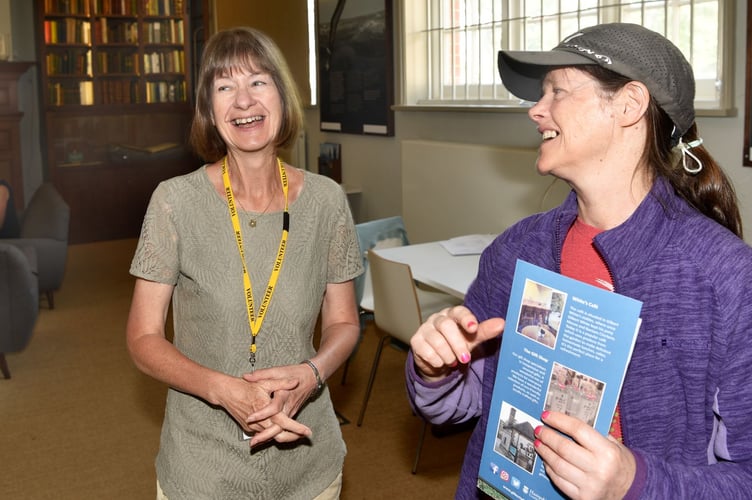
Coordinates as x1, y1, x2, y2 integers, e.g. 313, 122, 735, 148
237, 189, 276, 228
222, 156, 290, 368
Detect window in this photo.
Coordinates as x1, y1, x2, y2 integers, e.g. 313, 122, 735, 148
307, 0, 318, 106
400, 0, 733, 112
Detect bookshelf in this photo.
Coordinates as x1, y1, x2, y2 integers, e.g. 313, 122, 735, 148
40, 0, 188, 106
35, 0, 201, 243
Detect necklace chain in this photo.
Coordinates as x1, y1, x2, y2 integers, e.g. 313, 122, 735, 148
235, 184, 277, 228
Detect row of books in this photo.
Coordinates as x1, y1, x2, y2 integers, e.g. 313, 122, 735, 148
91, 0, 139, 16
44, 19, 91, 44
44, 0, 184, 17
46, 50, 137, 76
99, 79, 140, 104
48, 78, 186, 106
143, 50, 184, 74
46, 51, 93, 76
144, 0, 184, 17
44, 0, 90, 15
145, 80, 187, 103
46, 19, 184, 46
48, 81, 95, 106
95, 52, 139, 74
143, 20, 185, 44
46, 48, 186, 76
95, 18, 138, 44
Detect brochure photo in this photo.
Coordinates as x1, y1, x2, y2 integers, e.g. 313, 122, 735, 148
477, 260, 642, 500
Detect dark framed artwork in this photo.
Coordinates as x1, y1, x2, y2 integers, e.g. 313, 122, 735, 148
317, 0, 394, 136
744, 0, 752, 166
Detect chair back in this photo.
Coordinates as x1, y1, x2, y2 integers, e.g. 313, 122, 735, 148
354, 216, 409, 309
367, 251, 422, 345
21, 182, 70, 241
0, 243, 39, 352
0, 180, 21, 238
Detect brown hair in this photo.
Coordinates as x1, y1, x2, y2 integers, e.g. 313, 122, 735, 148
580, 65, 743, 238
189, 27, 304, 162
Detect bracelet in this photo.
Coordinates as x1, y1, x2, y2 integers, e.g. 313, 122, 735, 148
301, 359, 324, 393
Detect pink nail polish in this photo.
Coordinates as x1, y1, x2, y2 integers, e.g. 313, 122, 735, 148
466, 321, 477, 329
534, 439, 541, 448
534, 425, 542, 436
541, 410, 550, 420
459, 352, 471, 364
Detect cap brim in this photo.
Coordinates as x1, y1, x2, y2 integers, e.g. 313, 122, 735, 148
498, 50, 597, 101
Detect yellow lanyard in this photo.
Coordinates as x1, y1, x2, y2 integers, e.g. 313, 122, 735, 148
221, 156, 289, 367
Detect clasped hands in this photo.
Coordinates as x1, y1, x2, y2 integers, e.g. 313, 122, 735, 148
219, 363, 319, 448
411, 305, 635, 499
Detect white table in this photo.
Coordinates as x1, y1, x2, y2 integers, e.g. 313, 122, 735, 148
372, 241, 481, 299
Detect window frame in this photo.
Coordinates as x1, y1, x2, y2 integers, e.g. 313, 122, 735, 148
394, 0, 736, 117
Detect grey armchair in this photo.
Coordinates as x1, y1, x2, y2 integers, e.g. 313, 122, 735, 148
2, 182, 70, 308
0, 243, 39, 378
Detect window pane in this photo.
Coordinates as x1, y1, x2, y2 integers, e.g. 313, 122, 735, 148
404, 0, 727, 110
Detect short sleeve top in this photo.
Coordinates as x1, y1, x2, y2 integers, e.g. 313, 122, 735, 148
130, 165, 363, 498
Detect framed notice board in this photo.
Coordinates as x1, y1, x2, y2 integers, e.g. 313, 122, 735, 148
317, 0, 394, 136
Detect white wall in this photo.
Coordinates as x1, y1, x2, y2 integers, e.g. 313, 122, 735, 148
304, 0, 752, 244
400, 140, 571, 242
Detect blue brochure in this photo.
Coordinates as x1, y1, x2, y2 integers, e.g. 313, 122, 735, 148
477, 260, 642, 500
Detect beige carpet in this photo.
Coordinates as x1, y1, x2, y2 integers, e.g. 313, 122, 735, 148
1, 238, 473, 499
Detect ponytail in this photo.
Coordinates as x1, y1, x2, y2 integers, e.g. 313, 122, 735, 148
580, 65, 742, 238
648, 105, 743, 238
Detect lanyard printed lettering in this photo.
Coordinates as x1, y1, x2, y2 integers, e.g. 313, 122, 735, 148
221, 157, 289, 367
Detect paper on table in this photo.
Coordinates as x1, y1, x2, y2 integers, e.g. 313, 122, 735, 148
440, 234, 496, 255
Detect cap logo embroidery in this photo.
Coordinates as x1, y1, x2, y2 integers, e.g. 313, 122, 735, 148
561, 42, 613, 65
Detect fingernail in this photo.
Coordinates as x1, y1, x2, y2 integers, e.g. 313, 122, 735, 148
466, 321, 477, 329
459, 352, 471, 364
541, 410, 550, 420
534, 425, 542, 436
450, 360, 458, 368
534, 439, 541, 448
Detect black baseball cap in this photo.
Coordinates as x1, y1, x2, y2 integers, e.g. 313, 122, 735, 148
498, 23, 695, 142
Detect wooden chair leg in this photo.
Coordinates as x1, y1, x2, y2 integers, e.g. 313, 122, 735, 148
412, 418, 428, 474
0, 353, 11, 379
46, 290, 55, 309
340, 357, 352, 386
356, 333, 391, 426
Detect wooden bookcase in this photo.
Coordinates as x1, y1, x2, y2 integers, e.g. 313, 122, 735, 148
35, 0, 201, 243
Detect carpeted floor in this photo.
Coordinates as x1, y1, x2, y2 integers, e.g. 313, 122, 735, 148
0, 238, 474, 499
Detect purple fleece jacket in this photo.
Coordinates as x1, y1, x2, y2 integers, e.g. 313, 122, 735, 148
406, 177, 752, 498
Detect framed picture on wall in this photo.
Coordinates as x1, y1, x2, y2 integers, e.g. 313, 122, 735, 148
317, 0, 394, 136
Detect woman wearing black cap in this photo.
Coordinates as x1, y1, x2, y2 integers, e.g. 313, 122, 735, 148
406, 23, 752, 499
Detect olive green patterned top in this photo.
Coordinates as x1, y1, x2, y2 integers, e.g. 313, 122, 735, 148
130, 165, 363, 499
